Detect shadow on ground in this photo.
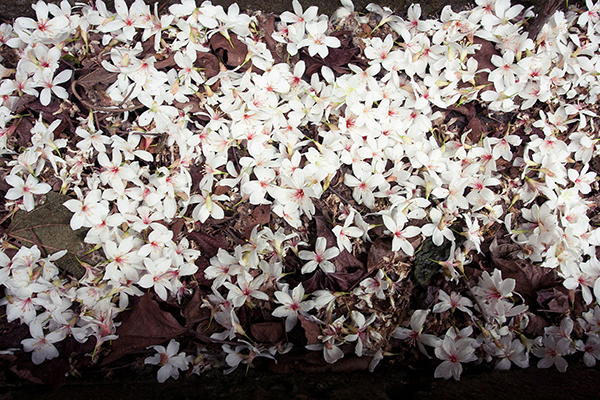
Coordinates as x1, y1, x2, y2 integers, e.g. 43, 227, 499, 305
1, 362, 600, 400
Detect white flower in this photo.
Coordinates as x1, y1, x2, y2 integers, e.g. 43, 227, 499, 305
532, 335, 570, 372
138, 257, 174, 301
21, 318, 65, 365
344, 166, 386, 209
382, 210, 421, 255
145, 339, 191, 383
298, 20, 340, 58
37, 69, 72, 106
5, 174, 51, 211
298, 237, 339, 274
272, 283, 314, 332
393, 309, 441, 357
432, 290, 473, 316
472, 269, 515, 306
223, 274, 269, 308
332, 210, 363, 252
359, 269, 389, 300
578, 335, 600, 367
434, 334, 478, 380
280, 0, 318, 30
63, 189, 109, 230
421, 207, 455, 246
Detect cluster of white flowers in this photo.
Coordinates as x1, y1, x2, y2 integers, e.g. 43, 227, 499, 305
1, 0, 600, 383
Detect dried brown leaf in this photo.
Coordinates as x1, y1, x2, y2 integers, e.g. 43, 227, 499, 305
101, 293, 187, 365
186, 230, 227, 259
76, 68, 118, 90
209, 33, 248, 69
367, 239, 393, 275
195, 52, 220, 81
250, 321, 284, 343
181, 289, 210, 328
299, 315, 321, 346
491, 259, 559, 305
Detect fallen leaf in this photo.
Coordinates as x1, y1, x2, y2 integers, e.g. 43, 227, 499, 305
181, 288, 210, 329
299, 315, 321, 346
101, 293, 187, 365
195, 51, 220, 81
251, 321, 284, 343
471, 37, 498, 87
413, 237, 455, 285
76, 67, 118, 90
243, 204, 271, 239
209, 33, 248, 69
537, 287, 569, 314
491, 259, 560, 307
14, 116, 34, 149
186, 230, 227, 259
447, 103, 484, 140
367, 239, 394, 275
259, 14, 284, 65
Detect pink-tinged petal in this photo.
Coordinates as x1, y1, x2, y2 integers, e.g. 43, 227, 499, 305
320, 260, 336, 274
421, 333, 441, 347
166, 339, 179, 356
63, 198, 82, 213
323, 247, 339, 259
285, 314, 297, 332
496, 358, 511, 370
31, 347, 48, 365
154, 283, 169, 301
17, 18, 38, 30
324, 344, 344, 364
144, 354, 161, 365
274, 291, 293, 305
69, 213, 87, 230
411, 309, 429, 330
138, 111, 153, 126
271, 305, 291, 318
392, 327, 411, 340
298, 250, 315, 261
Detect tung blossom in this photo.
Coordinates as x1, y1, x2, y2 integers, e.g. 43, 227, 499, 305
145, 339, 192, 383
272, 283, 314, 332
5, 174, 52, 211
21, 318, 65, 365
298, 237, 339, 274
434, 334, 478, 380
298, 20, 340, 58
393, 310, 441, 357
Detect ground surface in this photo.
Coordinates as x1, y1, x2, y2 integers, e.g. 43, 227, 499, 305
1, 362, 599, 399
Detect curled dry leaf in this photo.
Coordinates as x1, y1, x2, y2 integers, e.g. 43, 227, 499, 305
209, 33, 248, 69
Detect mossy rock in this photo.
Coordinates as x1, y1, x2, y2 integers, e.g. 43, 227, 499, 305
8, 191, 89, 279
